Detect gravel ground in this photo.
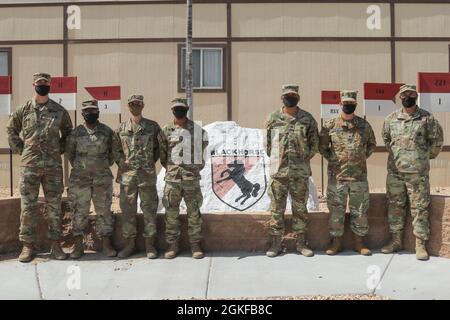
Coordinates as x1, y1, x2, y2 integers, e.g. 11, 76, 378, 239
214, 294, 389, 300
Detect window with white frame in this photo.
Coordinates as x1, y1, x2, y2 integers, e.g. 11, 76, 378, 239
180, 47, 224, 90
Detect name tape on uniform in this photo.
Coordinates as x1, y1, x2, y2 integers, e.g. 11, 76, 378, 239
320, 90, 340, 119
49, 76, 77, 111
418, 72, 450, 113
85, 86, 121, 114
363, 82, 402, 117
0, 76, 12, 115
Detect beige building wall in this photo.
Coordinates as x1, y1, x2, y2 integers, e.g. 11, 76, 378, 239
1, 2, 450, 191
0, 7, 62, 41
232, 3, 390, 37
69, 4, 227, 39
68, 42, 227, 130
396, 4, 450, 37
232, 41, 391, 189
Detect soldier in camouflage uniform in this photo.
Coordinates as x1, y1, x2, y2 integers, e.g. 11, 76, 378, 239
6, 73, 73, 263
65, 100, 116, 259
159, 98, 208, 259
265, 84, 319, 258
319, 90, 376, 256
113, 94, 162, 259
382, 84, 443, 261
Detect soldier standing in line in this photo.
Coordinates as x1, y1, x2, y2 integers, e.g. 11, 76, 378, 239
381, 84, 443, 261
159, 98, 208, 259
265, 84, 319, 258
6, 73, 73, 263
113, 95, 161, 259
65, 100, 116, 259
319, 90, 376, 256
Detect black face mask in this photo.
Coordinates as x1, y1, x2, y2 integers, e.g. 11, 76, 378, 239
342, 104, 357, 115
282, 96, 299, 108
83, 112, 99, 125
402, 96, 417, 108
128, 104, 143, 116
35, 85, 50, 96
172, 107, 188, 119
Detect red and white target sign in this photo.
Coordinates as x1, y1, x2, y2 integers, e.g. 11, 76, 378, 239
320, 90, 340, 119
49, 76, 77, 111
363, 82, 403, 117
418, 72, 450, 112
0, 76, 12, 115
85, 86, 121, 114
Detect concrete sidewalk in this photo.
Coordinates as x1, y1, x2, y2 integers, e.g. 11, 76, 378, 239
0, 251, 449, 300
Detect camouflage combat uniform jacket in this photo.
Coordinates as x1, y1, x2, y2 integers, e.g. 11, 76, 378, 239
7, 98, 73, 167
265, 107, 319, 178
113, 118, 161, 186
382, 107, 443, 174
159, 119, 208, 182
319, 115, 377, 181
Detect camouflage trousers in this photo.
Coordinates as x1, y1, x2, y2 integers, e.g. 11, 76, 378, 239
120, 182, 158, 239
268, 175, 309, 236
162, 180, 203, 244
19, 166, 64, 243
327, 176, 370, 237
386, 172, 430, 240
69, 170, 114, 238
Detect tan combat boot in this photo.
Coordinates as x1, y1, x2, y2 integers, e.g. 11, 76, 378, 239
296, 234, 314, 257
326, 237, 343, 255
164, 242, 179, 259
266, 235, 282, 258
144, 236, 158, 259
70, 235, 84, 259
353, 234, 372, 256
18, 242, 34, 263
381, 232, 403, 254
51, 241, 68, 260
102, 237, 117, 258
415, 238, 429, 261
191, 242, 204, 259
118, 238, 136, 259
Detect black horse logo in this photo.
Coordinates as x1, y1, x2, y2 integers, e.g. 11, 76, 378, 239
216, 160, 261, 205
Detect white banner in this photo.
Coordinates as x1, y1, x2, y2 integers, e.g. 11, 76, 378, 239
363, 99, 396, 117
98, 100, 121, 114
49, 93, 76, 111
419, 93, 450, 113
320, 103, 340, 119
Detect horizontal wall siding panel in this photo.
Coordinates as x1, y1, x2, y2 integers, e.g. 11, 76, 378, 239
232, 3, 390, 38
0, 7, 63, 41
396, 4, 450, 37
69, 4, 227, 40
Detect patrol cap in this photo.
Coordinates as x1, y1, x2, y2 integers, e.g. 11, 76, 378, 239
341, 90, 358, 103
127, 94, 144, 104
33, 73, 51, 83
399, 84, 417, 95
281, 84, 299, 96
171, 97, 188, 108
81, 99, 99, 111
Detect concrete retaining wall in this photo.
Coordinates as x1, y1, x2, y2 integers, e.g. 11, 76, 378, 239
1, 194, 449, 258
